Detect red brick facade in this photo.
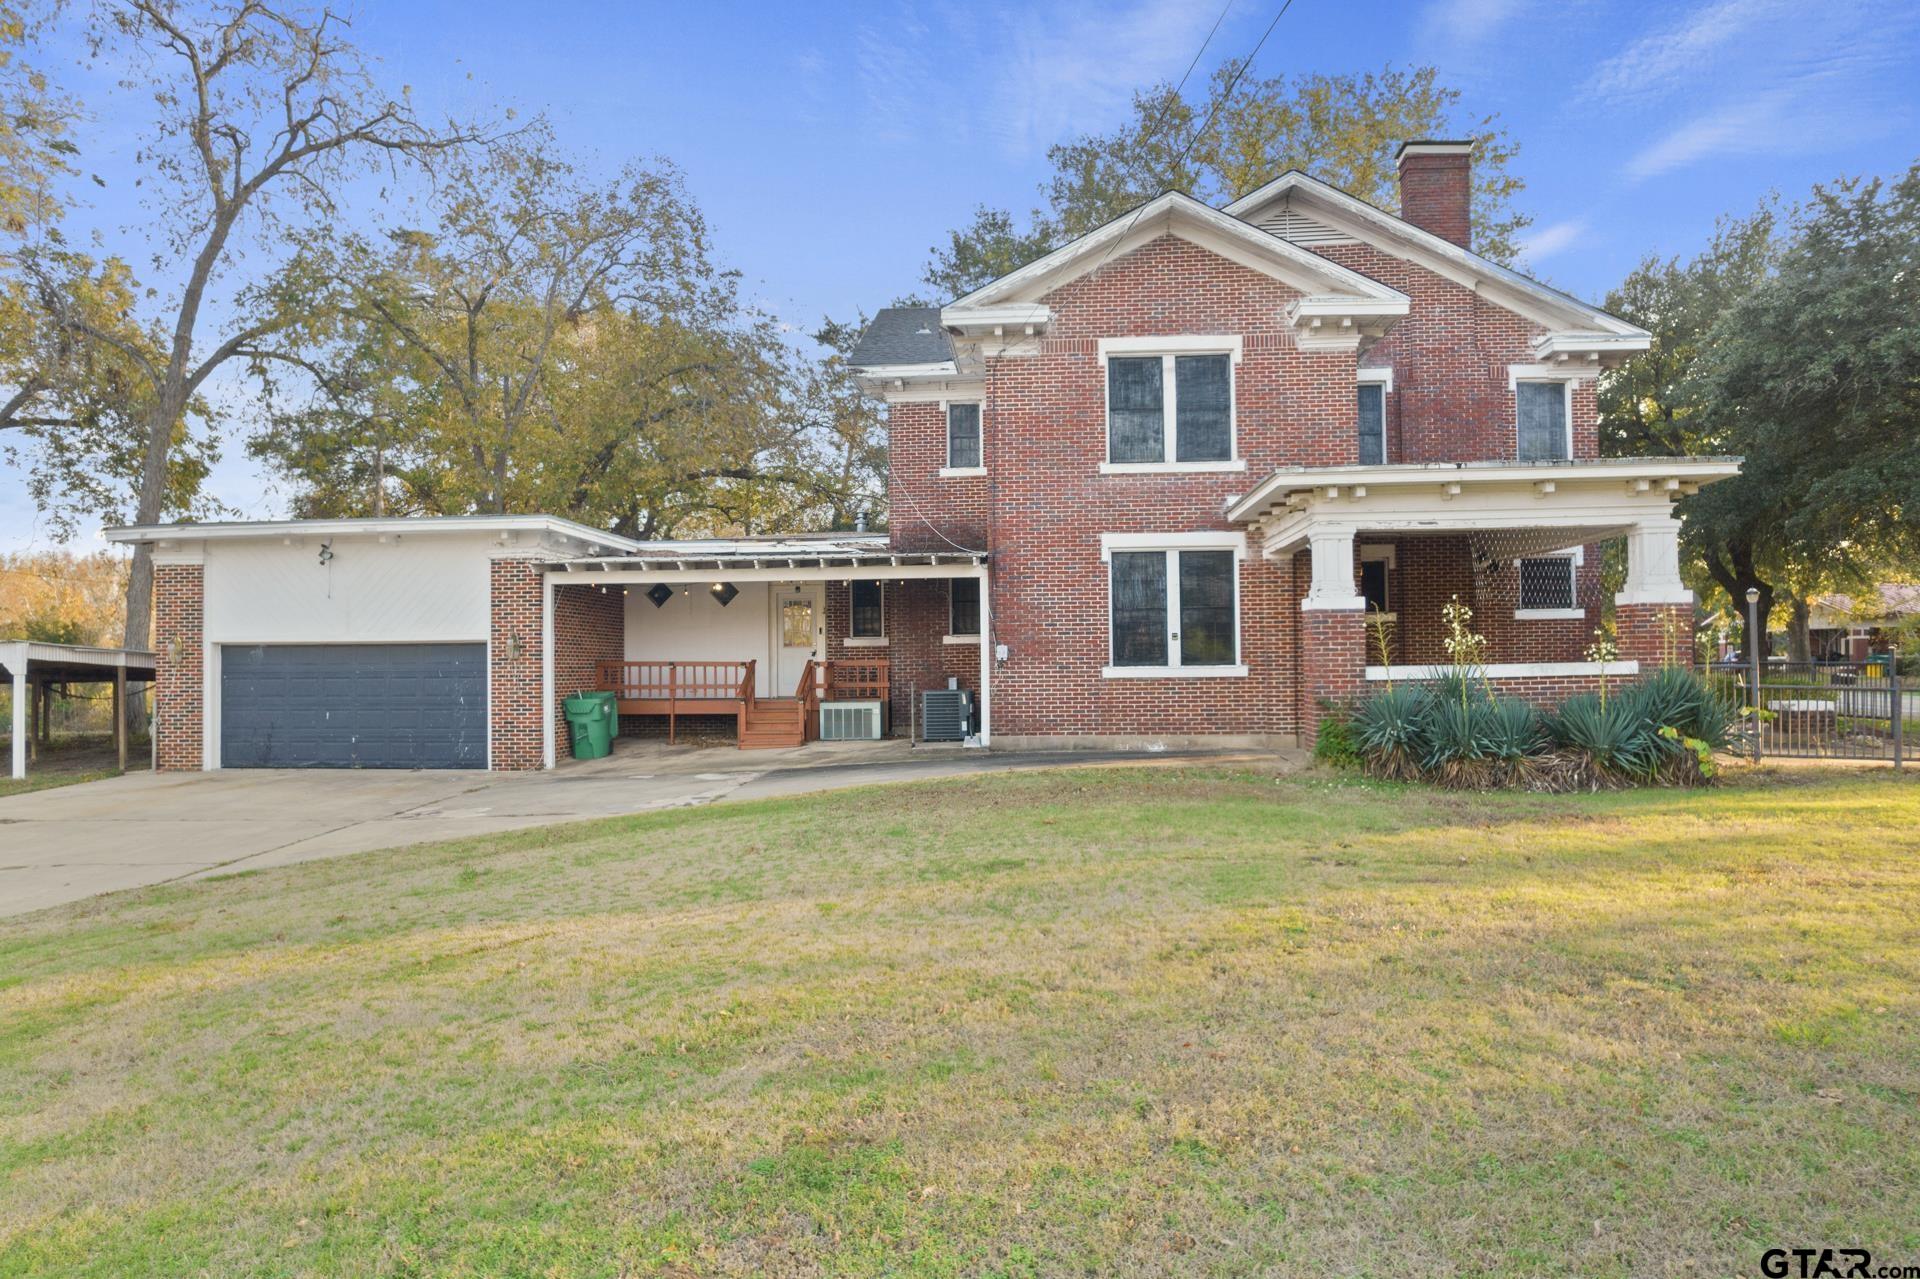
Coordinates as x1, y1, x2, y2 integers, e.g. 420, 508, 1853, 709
553, 582, 626, 747
152, 561, 204, 772
490, 558, 545, 770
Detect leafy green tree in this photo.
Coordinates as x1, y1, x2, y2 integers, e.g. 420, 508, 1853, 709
925, 64, 1525, 299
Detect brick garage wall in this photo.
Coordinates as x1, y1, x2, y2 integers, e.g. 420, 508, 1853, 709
152, 561, 204, 771
1314, 243, 1599, 465
552, 582, 625, 749
489, 558, 544, 770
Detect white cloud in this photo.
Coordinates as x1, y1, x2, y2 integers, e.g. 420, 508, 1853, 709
1583, 0, 1789, 106
1517, 218, 1589, 263
1416, 0, 1531, 49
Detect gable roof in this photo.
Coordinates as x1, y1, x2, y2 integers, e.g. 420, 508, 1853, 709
1223, 170, 1647, 339
945, 190, 1407, 318
847, 306, 956, 372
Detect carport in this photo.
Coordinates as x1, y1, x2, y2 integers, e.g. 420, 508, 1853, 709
2, 641, 156, 779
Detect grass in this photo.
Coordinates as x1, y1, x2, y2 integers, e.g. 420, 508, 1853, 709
0, 734, 136, 798
1, 765, 1917, 1277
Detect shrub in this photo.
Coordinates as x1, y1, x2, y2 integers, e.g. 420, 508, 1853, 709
1312, 702, 1361, 769
1550, 691, 1661, 785
1352, 685, 1428, 781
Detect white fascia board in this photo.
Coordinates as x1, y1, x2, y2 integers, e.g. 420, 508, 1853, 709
937, 303, 1051, 335
1227, 457, 1741, 524
1366, 660, 1641, 681
948, 190, 1404, 312
1098, 529, 1248, 560
1532, 331, 1653, 361
1224, 171, 1647, 339
852, 360, 960, 380
103, 515, 643, 554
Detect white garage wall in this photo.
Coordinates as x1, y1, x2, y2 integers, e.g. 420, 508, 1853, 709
204, 535, 492, 644
625, 581, 776, 696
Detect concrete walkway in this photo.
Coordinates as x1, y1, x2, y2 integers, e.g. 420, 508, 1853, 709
0, 740, 1297, 918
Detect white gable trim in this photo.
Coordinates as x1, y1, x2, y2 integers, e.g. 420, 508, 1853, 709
1224, 171, 1648, 341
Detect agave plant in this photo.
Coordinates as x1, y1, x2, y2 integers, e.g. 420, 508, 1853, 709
1551, 691, 1662, 783
1353, 685, 1428, 781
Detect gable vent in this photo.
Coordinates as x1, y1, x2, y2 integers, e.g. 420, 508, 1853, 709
1251, 199, 1357, 246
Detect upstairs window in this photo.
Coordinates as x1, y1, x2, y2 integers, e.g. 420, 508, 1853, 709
948, 578, 981, 636
1106, 353, 1233, 465
946, 402, 982, 470
850, 580, 884, 638
1516, 381, 1570, 461
1357, 382, 1387, 465
1518, 557, 1576, 610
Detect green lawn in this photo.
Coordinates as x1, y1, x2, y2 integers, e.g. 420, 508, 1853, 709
2, 766, 1917, 1277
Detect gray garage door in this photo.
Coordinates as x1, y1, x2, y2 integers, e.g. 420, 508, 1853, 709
221, 643, 487, 769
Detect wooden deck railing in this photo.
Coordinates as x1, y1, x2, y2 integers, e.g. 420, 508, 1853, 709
825, 659, 889, 702
591, 657, 889, 746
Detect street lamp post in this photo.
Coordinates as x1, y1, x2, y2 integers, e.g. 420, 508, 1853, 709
1746, 587, 1763, 762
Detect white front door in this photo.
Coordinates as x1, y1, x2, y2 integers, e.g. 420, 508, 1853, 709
770, 584, 823, 696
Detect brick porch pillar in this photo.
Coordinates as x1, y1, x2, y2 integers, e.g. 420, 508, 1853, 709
490, 557, 545, 770
153, 561, 204, 772
1615, 512, 1693, 667
1299, 527, 1368, 742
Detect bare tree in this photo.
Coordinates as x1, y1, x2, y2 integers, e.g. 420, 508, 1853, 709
8, 1, 481, 654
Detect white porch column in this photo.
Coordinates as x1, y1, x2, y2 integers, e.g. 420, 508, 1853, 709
1301, 526, 1366, 611
540, 572, 556, 769
976, 566, 992, 746
10, 665, 25, 780
1615, 510, 1693, 606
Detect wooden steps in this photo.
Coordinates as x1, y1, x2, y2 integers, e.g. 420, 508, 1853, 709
739, 698, 808, 749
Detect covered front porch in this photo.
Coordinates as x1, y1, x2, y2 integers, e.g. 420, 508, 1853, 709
537, 537, 990, 766
1227, 457, 1741, 723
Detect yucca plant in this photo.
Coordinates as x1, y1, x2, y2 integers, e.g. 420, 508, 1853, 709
1552, 691, 1661, 785
1422, 697, 1499, 787
1353, 685, 1428, 781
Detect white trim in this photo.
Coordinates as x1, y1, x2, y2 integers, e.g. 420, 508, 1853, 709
105, 514, 639, 554
1097, 334, 1245, 363
943, 399, 984, 472
843, 636, 889, 648
1356, 366, 1394, 393
1358, 543, 1397, 567
1102, 664, 1248, 679
1102, 348, 1239, 468
1366, 660, 1641, 681
1514, 608, 1586, 621
1516, 549, 1580, 614
1100, 460, 1246, 475
942, 634, 979, 645
939, 467, 987, 478
1099, 530, 1247, 559
1508, 362, 1600, 385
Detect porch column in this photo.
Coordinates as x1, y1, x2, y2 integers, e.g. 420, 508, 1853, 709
10, 665, 25, 780
1615, 511, 1694, 666
976, 567, 992, 746
1299, 524, 1366, 742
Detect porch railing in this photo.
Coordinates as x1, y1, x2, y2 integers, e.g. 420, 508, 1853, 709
596, 659, 755, 745
825, 659, 889, 702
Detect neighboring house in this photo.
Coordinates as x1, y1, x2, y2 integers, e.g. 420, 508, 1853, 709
1808, 583, 1920, 660
108, 140, 1738, 772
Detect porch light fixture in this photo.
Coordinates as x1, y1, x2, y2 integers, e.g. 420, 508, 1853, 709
709, 582, 738, 607
317, 540, 334, 567
646, 584, 673, 608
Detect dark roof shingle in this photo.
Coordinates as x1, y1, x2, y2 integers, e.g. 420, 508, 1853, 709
848, 307, 953, 369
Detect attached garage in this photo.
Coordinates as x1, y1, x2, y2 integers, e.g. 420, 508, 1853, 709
220, 643, 487, 769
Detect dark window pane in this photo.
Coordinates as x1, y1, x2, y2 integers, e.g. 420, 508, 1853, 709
1110, 551, 1168, 666
1174, 354, 1232, 462
949, 577, 980, 635
851, 580, 884, 637
1357, 382, 1386, 465
1516, 382, 1568, 461
1519, 558, 1575, 610
1177, 550, 1236, 666
1108, 356, 1164, 462
947, 403, 981, 469
1360, 558, 1389, 614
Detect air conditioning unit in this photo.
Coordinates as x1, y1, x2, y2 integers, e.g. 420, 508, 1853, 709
921, 688, 974, 742
818, 699, 883, 741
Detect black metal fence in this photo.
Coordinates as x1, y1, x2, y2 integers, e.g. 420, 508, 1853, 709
1710, 659, 1908, 766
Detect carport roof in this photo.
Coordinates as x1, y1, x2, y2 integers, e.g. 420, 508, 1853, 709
0, 640, 157, 683
550, 535, 986, 574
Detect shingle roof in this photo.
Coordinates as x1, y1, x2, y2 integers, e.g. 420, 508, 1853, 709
848, 307, 954, 369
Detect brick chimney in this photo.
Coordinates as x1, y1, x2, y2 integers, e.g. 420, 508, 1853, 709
1395, 140, 1474, 250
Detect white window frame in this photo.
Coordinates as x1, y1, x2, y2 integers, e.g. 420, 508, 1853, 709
939, 399, 986, 478
1514, 547, 1584, 619
1508, 365, 1579, 463
944, 577, 981, 642
1359, 543, 1397, 621
1099, 531, 1248, 677
846, 579, 888, 646
1098, 337, 1247, 474
1356, 372, 1391, 465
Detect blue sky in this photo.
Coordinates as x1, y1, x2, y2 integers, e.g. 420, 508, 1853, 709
5, 0, 1916, 554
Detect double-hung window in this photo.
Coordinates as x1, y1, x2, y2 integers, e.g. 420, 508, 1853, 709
948, 578, 981, 638
1516, 555, 1580, 617
1105, 537, 1244, 676
1516, 380, 1570, 461
849, 580, 885, 641
945, 402, 982, 472
1357, 381, 1388, 464
1104, 348, 1236, 467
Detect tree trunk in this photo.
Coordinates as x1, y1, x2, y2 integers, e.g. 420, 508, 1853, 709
121, 384, 188, 742
1787, 596, 1813, 665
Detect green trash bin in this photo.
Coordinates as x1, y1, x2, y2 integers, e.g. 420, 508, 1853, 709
564, 694, 613, 760
585, 690, 619, 740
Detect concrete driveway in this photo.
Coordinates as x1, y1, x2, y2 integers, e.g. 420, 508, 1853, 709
1, 741, 1294, 918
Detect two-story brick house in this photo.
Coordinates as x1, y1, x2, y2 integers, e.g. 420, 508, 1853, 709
109, 142, 1736, 771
